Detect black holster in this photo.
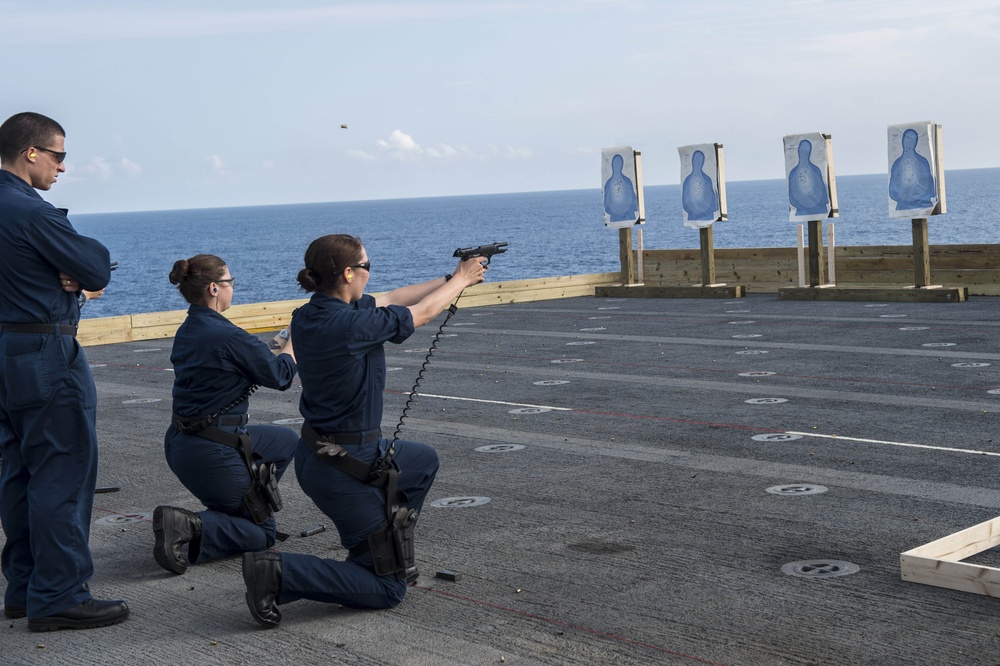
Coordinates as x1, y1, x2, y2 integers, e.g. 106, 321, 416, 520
241, 458, 283, 525
302, 421, 416, 580
176, 414, 282, 526
367, 507, 417, 579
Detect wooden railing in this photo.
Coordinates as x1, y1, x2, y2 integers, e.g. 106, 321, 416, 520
77, 271, 622, 347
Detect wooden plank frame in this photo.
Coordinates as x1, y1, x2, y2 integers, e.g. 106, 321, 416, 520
900, 516, 1000, 597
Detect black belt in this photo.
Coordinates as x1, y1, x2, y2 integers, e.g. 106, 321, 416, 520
0, 322, 78, 336
301, 422, 382, 446
172, 412, 248, 430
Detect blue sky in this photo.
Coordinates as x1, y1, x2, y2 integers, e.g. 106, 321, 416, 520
2, 0, 999, 213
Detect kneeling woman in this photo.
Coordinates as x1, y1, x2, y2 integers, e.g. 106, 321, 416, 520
154, 254, 298, 574
242, 234, 486, 627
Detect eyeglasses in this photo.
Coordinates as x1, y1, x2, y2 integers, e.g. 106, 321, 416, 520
216, 277, 236, 286
23, 147, 67, 164
351, 261, 371, 271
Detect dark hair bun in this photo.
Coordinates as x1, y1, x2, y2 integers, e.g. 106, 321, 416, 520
297, 267, 318, 292
169, 259, 189, 285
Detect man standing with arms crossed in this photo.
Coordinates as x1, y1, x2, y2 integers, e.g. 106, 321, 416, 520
0, 112, 128, 631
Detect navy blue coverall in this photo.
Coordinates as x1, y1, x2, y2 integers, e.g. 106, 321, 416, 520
165, 305, 298, 563
280, 293, 439, 609
0, 170, 112, 619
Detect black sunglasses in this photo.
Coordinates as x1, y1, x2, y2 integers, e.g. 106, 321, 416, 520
351, 261, 371, 271
24, 146, 67, 164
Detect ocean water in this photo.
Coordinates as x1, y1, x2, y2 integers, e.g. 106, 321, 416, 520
73, 168, 1000, 319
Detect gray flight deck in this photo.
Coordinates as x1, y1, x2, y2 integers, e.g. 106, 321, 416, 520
5, 293, 1000, 665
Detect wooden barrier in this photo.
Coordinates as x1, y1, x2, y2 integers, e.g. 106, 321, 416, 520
900, 516, 1000, 597
77, 272, 622, 347
638, 244, 1000, 296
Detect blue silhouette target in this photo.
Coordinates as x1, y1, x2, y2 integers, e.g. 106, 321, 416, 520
783, 133, 834, 222
888, 122, 941, 217
602, 147, 642, 228
678, 143, 722, 228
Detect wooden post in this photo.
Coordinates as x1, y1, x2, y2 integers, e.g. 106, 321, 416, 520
699, 226, 716, 285
912, 218, 930, 287
807, 219, 826, 287
619, 227, 635, 285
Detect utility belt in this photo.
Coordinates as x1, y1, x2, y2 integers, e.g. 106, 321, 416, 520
302, 422, 416, 582
0, 322, 78, 336
172, 411, 282, 525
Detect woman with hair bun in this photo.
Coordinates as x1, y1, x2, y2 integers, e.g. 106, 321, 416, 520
153, 254, 298, 575
241, 234, 487, 628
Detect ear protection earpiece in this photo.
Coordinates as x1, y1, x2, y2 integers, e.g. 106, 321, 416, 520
29, 151, 36, 158
212, 287, 218, 294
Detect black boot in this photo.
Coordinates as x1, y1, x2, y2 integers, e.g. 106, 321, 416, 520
152, 506, 202, 574
242, 551, 282, 628
28, 598, 129, 632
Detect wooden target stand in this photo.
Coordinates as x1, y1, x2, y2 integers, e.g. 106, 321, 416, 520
779, 125, 966, 303
778, 217, 967, 302
597, 143, 745, 299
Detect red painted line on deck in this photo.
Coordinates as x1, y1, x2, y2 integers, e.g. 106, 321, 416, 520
418, 585, 728, 666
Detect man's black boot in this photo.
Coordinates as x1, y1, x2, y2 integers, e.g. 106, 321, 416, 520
242, 551, 282, 628
152, 506, 202, 574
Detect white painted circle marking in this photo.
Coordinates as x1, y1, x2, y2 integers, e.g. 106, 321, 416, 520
865, 304, 890, 308
273, 417, 304, 425
579, 327, 606, 331
726, 310, 750, 313
566, 341, 595, 346
533, 380, 570, 386
89, 363, 108, 368
133, 348, 162, 353
597, 307, 620, 310
475, 444, 525, 453
879, 314, 908, 318
899, 327, 930, 331
746, 398, 788, 404
739, 371, 776, 377
452, 323, 478, 326
921, 343, 956, 347
386, 367, 402, 372
550, 359, 584, 364
736, 350, 769, 355
96, 512, 151, 525
732, 334, 763, 339
728, 321, 757, 325
404, 349, 430, 353
988, 389, 1000, 395
509, 407, 552, 414
122, 398, 161, 404
752, 433, 804, 442
588, 316, 613, 320
952, 362, 991, 368
431, 496, 492, 508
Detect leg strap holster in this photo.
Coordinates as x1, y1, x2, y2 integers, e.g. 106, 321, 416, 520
302, 422, 416, 581
172, 414, 282, 525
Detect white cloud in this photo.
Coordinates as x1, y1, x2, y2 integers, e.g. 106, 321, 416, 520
376, 129, 423, 161
83, 157, 113, 181
209, 154, 227, 175
504, 145, 533, 159
371, 131, 530, 163
347, 149, 376, 161
120, 157, 142, 177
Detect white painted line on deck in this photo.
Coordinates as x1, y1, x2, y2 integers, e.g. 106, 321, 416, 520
412, 392, 574, 411
786, 431, 1000, 458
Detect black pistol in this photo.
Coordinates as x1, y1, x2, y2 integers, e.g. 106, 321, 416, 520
453, 242, 508, 265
